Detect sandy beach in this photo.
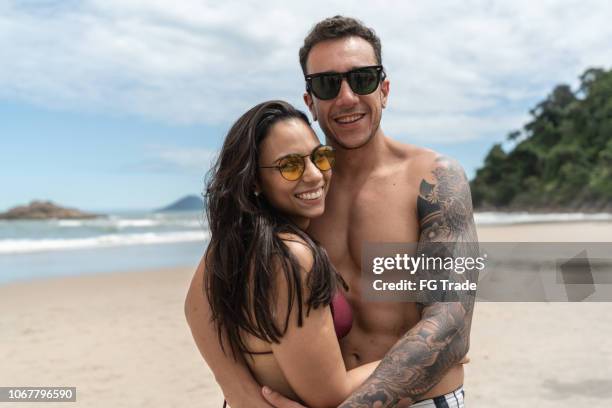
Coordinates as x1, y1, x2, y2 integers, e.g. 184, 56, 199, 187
2, 222, 611, 407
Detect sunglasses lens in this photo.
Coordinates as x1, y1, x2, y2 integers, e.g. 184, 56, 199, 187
348, 68, 380, 95
310, 74, 341, 100
308, 67, 382, 100
278, 156, 304, 181
313, 146, 335, 171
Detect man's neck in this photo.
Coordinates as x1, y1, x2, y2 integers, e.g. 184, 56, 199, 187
329, 129, 389, 179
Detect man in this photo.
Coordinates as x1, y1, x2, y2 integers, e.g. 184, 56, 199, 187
186, 16, 477, 407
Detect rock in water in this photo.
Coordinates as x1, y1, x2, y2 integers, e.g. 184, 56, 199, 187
157, 195, 204, 212
0, 200, 99, 220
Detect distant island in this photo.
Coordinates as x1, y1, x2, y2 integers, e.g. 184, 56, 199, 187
157, 195, 204, 212
0, 200, 99, 220
471, 67, 612, 212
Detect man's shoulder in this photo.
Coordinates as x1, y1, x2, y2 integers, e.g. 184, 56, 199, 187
388, 139, 464, 179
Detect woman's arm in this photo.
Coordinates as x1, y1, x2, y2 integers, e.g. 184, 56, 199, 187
185, 256, 272, 408
270, 240, 380, 408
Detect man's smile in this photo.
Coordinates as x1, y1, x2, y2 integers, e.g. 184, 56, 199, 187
333, 112, 366, 125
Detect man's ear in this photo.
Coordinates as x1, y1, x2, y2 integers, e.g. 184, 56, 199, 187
380, 77, 390, 109
303, 91, 317, 121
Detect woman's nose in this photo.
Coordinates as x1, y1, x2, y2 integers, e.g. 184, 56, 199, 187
301, 157, 324, 183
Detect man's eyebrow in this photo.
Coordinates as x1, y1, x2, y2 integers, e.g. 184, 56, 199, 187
309, 69, 337, 75
309, 65, 374, 75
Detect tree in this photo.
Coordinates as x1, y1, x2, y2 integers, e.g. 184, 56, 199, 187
471, 67, 612, 211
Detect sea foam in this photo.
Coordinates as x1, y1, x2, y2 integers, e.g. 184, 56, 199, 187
475, 212, 612, 225
0, 231, 209, 254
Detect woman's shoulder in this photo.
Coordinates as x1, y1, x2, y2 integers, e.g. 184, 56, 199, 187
277, 232, 314, 272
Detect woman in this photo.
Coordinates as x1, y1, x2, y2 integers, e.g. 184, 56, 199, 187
202, 100, 379, 408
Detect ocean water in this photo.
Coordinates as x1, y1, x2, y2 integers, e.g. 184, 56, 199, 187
0, 211, 209, 284
1, 211, 611, 285
474, 212, 612, 225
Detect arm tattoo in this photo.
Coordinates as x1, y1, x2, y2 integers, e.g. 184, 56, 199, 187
339, 157, 478, 408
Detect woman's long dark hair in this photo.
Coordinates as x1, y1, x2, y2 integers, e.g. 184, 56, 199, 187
204, 100, 341, 358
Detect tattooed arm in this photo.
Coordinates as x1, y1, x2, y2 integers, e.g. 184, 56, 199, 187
337, 156, 478, 407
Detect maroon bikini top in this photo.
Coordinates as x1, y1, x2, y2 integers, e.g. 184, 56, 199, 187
330, 290, 353, 339
223, 292, 353, 408
245, 290, 354, 357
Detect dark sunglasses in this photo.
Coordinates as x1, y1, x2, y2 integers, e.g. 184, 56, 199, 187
305, 65, 385, 100
260, 144, 335, 181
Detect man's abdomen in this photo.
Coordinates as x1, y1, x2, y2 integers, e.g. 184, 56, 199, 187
340, 301, 465, 399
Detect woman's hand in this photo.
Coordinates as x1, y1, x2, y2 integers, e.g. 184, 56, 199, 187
262, 386, 308, 408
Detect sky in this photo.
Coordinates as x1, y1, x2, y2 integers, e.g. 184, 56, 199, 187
1, 0, 611, 211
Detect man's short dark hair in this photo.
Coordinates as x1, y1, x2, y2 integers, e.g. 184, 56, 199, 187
299, 16, 382, 75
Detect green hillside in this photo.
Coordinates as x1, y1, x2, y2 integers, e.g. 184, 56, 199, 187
471, 67, 612, 211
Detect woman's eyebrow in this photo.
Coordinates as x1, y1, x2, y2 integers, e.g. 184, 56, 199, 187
271, 152, 295, 163
272, 149, 311, 163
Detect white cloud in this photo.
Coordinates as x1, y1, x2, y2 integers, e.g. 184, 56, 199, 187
382, 111, 530, 144
128, 145, 218, 173
1, 0, 611, 144
144, 145, 219, 173
150, 145, 218, 171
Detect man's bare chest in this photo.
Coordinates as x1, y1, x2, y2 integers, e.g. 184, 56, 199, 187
310, 181, 421, 271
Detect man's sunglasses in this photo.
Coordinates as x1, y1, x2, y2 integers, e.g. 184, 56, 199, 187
260, 145, 335, 181
305, 65, 385, 100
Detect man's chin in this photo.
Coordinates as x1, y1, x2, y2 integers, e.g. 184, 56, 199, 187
333, 133, 374, 150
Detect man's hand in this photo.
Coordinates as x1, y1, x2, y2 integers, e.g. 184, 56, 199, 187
260, 354, 470, 408
262, 387, 308, 408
